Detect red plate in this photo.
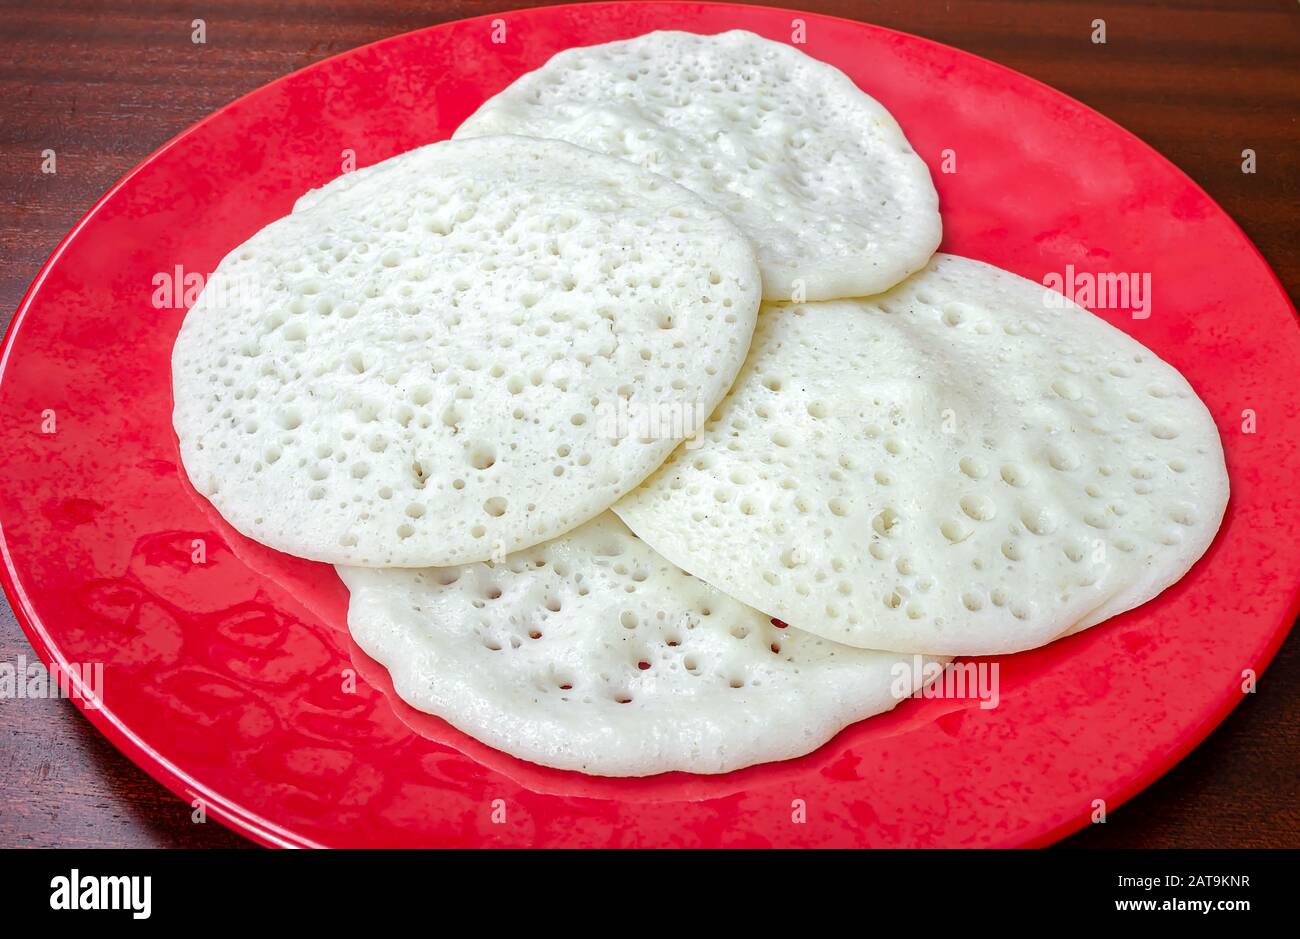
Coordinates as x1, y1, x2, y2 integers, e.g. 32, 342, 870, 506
2, 2, 1297, 848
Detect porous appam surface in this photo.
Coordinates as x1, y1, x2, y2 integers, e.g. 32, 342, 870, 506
447, 29, 940, 302
173, 136, 760, 567
339, 513, 938, 776
615, 254, 1229, 656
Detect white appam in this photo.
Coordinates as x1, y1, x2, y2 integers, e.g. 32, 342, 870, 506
447, 29, 941, 302
614, 254, 1229, 656
173, 136, 760, 567
339, 513, 941, 776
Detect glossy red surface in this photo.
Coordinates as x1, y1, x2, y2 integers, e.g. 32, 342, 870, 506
1, 2, 1297, 848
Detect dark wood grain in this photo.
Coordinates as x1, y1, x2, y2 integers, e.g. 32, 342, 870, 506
0, 0, 1296, 849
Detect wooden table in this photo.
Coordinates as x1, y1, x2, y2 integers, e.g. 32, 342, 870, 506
1, 0, 1296, 849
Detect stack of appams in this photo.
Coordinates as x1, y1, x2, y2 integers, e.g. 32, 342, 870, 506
171, 30, 1228, 777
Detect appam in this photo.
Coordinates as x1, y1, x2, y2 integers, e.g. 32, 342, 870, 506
296, 30, 940, 301
614, 254, 1230, 656
172, 135, 761, 567
455, 30, 941, 301
339, 513, 942, 776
